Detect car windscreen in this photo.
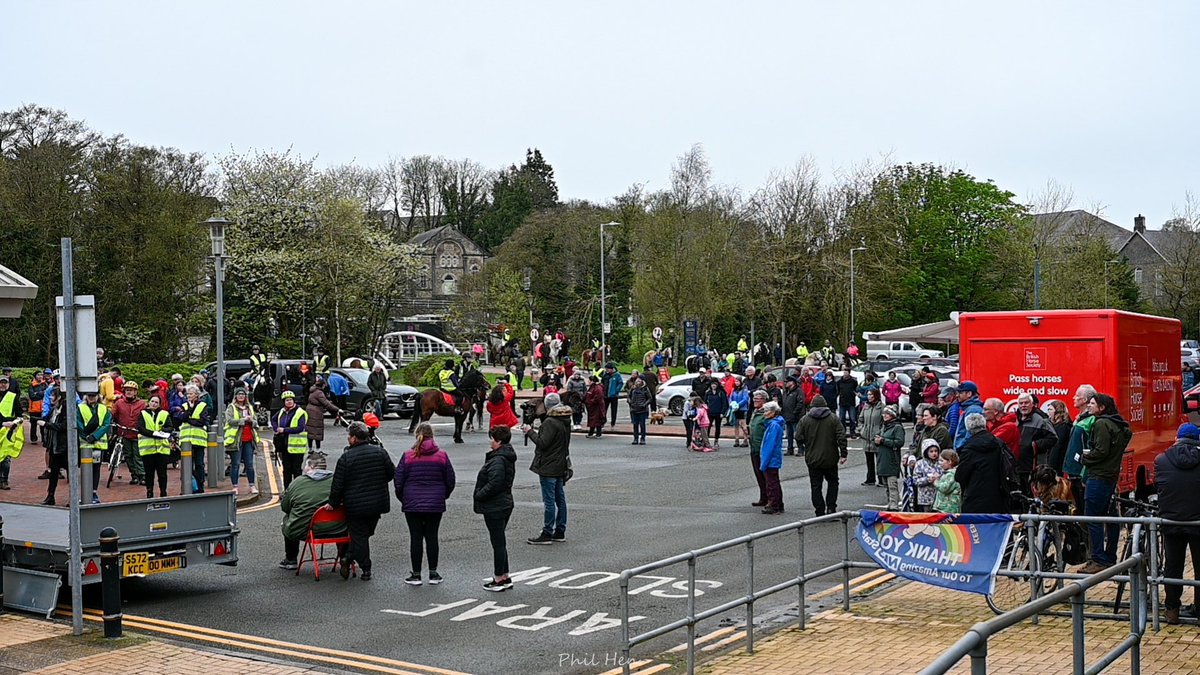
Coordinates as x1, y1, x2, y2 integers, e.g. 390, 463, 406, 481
341, 369, 370, 387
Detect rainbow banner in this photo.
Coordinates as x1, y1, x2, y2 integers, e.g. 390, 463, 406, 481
855, 511, 1016, 596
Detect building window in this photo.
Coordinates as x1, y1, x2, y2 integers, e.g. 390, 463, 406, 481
1155, 271, 1163, 297
417, 271, 430, 290
1134, 268, 1143, 284
468, 263, 480, 275
441, 274, 457, 295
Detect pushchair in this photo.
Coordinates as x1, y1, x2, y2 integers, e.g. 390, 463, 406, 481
897, 455, 918, 512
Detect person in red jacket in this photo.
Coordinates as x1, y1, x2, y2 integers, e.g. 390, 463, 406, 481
486, 384, 519, 430
112, 382, 146, 486
800, 368, 818, 404
983, 397, 1020, 459
921, 372, 940, 405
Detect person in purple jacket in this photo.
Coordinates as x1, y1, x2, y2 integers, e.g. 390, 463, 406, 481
395, 422, 456, 586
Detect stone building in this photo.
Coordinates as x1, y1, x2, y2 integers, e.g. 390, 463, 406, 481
394, 225, 488, 319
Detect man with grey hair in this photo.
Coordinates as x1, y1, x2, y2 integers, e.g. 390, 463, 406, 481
955, 413, 1010, 513
759, 400, 787, 513
326, 421, 395, 580
1056, 384, 1098, 512
278, 452, 343, 571
747, 389, 771, 507
1016, 392, 1058, 493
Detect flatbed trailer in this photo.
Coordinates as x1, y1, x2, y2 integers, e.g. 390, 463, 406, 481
1, 492, 238, 615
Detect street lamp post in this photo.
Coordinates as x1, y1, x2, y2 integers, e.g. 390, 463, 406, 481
1103, 259, 1120, 308
203, 217, 230, 489
522, 267, 534, 333
600, 221, 619, 361
850, 246, 867, 348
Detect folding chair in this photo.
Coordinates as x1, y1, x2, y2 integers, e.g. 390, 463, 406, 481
296, 506, 353, 581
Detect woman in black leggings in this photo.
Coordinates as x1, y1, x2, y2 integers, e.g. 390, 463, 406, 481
476, 426, 517, 591
394, 422, 456, 586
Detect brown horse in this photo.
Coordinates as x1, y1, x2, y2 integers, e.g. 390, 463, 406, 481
408, 369, 488, 443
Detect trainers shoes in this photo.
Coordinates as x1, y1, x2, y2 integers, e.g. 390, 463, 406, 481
405, 573, 423, 585
484, 578, 513, 592
551, 533, 566, 543
527, 533, 554, 545
250, 484, 259, 495
428, 571, 443, 585
278, 559, 298, 570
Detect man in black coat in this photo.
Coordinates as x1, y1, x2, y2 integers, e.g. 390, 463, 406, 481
326, 421, 396, 580
780, 377, 806, 456
955, 413, 1011, 514
835, 370, 859, 439
1015, 392, 1058, 491
1155, 423, 1200, 624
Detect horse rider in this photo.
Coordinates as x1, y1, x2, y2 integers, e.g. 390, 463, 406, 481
314, 346, 331, 377
796, 342, 809, 361
439, 359, 464, 413
737, 335, 749, 353
250, 344, 269, 375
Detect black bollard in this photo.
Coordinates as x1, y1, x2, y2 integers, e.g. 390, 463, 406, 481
98, 526, 122, 638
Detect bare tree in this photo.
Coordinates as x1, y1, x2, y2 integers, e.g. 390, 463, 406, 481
670, 144, 712, 211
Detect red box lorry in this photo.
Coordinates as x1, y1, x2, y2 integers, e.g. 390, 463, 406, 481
958, 309, 1182, 496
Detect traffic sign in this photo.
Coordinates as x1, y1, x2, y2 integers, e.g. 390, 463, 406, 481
603, 322, 611, 334
530, 329, 540, 342
652, 326, 663, 340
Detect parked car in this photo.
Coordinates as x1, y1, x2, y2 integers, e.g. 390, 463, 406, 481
204, 359, 255, 383
1182, 347, 1200, 369
1185, 382, 1200, 414
765, 360, 901, 385
866, 340, 945, 361
884, 365, 960, 420
656, 372, 743, 416
332, 367, 418, 418
1182, 339, 1199, 350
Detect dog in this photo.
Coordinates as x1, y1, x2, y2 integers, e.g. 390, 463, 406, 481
649, 411, 666, 425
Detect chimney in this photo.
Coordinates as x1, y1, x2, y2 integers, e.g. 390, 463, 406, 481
1134, 214, 1146, 234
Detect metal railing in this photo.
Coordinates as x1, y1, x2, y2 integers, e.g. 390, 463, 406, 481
618, 511, 1200, 675
618, 511, 866, 675
921, 525, 1148, 675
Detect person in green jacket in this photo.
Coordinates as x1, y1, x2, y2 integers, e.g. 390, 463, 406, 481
747, 390, 770, 507
1077, 392, 1132, 573
934, 449, 962, 514
279, 453, 346, 570
872, 405, 907, 510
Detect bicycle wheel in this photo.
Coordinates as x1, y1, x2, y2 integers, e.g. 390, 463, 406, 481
106, 444, 123, 488
1037, 528, 1066, 598
987, 529, 1033, 614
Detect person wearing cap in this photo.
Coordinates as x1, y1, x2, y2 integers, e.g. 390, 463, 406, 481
175, 384, 213, 493
952, 381, 984, 450
872, 405, 906, 510
780, 376, 806, 456
137, 394, 174, 499
1155, 423, 1200, 625
314, 346, 331, 377
272, 390, 309, 488
747, 389, 771, 506
225, 388, 261, 495
2, 367, 20, 398
112, 381, 147, 486
525, 391, 572, 544
278, 452, 343, 571
0, 374, 25, 490
602, 362, 623, 429
77, 390, 110, 502
799, 395, 848, 516
325, 421, 394, 580
941, 386, 960, 438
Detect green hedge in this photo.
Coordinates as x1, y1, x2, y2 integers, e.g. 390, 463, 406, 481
397, 355, 449, 387
7, 363, 204, 404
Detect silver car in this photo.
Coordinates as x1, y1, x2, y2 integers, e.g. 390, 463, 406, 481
656, 372, 743, 416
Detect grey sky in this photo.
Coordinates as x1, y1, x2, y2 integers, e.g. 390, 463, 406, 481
5, 1, 1197, 229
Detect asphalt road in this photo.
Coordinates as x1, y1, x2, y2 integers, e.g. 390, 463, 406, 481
113, 410, 884, 675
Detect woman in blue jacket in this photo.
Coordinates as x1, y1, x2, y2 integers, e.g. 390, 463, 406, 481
729, 380, 750, 447
759, 402, 786, 514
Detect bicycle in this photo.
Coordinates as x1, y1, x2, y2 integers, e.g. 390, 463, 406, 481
1110, 495, 1160, 614
986, 492, 1073, 614
105, 424, 135, 489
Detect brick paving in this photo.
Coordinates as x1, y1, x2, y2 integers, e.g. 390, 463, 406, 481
698, 578, 1198, 674
0, 615, 333, 675
1, 420, 262, 506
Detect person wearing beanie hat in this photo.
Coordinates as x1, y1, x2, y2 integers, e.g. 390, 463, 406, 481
526, 387, 573, 544
1156, 420, 1200, 624
277, 450, 339, 571
798, 392, 847, 516
873, 403, 907, 509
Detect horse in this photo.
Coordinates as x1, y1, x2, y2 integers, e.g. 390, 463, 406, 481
752, 342, 772, 367
408, 368, 488, 443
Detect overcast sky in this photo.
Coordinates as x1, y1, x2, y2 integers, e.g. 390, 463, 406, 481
5, 1, 1197, 229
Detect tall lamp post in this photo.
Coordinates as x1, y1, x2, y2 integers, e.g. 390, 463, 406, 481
522, 267, 534, 333
203, 217, 230, 489
1103, 259, 1120, 308
600, 221, 619, 361
850, 246, 867, 349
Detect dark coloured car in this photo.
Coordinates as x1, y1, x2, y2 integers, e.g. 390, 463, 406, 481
333, 367, 418, 418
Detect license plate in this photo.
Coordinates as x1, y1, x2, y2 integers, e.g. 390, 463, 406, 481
122, 552, 186, 577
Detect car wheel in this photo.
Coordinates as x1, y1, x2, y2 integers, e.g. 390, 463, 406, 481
669, 397, 684, 416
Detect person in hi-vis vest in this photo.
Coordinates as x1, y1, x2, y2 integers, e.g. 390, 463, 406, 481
175, 384, 213, 494
137, 395, 174, 499
77, 391, 110, 502
272, 390, 308, 488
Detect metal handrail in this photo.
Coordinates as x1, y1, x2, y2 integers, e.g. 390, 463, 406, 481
921, 524, 1148, 675
619, 511, 859, 675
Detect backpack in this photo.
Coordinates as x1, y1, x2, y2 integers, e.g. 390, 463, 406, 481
998, 443, 1023, 510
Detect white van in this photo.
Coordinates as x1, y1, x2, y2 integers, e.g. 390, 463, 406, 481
865, 340, 944, 361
